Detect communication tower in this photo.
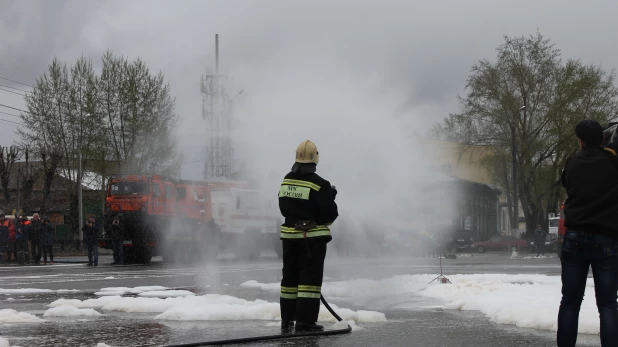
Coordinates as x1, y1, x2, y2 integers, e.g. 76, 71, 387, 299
201, 34, 233, 180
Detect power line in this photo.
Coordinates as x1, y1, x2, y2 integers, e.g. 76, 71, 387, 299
0, 87, 26, 97
0, 76, 33, 88
0, 84, 30, 93
0, 103, 31, 115
0, 111, 21, 119
0, 117, 21, 126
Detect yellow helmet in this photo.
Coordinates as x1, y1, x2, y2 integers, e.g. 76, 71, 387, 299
295, 140, 319, 164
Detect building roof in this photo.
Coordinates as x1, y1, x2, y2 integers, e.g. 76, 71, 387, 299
2, 161, 103, 192
411, 136, 497, 186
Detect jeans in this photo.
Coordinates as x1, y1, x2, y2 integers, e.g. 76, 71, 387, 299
112, 239, 124, 265
42, 245, 54, 263
87, 243, 99, 265
16, 239, 28, 264
557, 231, 618, 347
31, 241, 41, 264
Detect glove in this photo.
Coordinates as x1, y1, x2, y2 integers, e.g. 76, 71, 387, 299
331, 185, 337, 199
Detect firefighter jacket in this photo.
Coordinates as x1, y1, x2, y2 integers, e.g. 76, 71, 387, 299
278, 164, 338, 242
0, 219, 16, 244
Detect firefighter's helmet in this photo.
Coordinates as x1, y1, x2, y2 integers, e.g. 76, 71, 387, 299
295, 140, 319, 164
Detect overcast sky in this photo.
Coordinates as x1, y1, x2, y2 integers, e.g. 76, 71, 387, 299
1, 0, 617, 201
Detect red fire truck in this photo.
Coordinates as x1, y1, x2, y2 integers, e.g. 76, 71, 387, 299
100, 174, 281, 263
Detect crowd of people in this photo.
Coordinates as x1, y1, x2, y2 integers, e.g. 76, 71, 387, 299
0, 212, 55, 265
0, 212, 125, 266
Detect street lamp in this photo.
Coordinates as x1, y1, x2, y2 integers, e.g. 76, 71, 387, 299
510, 105, 526, 237
78, 112, 92, 244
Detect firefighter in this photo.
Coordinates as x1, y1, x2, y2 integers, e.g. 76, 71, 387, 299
278, 140, 339, 333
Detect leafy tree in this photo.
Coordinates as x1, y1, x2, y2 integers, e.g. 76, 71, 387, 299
432, 32, 618, 233
98, 50, 181, 176
19, 52, 181, 232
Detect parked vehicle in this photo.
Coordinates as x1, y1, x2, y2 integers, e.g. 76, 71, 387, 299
472, 235, 527, 253
99, 174, 280, 264
449, 230, 474, 253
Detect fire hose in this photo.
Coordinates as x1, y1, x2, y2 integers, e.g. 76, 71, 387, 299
163, 294, 352, 346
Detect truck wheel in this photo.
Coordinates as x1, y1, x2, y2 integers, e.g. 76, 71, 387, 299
135, 246, 152, 264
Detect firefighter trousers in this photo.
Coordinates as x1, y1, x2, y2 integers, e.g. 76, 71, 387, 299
280, 239, 327, 324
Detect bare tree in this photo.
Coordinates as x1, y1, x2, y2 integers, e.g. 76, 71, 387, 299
39, 147, 62, 214
19, 148, 40, 215
0, 146, 21, 205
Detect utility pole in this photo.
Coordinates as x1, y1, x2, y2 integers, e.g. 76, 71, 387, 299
17, 166, 21, 213
511, 105, 526, 237
78, 137, 83, 243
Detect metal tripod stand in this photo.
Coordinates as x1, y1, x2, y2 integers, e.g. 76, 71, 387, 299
429, 253, 451, 284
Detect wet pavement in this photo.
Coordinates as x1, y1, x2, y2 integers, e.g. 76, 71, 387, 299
0, 252, 602, 347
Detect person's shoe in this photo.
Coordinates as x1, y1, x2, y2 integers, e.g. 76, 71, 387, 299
94, 263, 98, 266
294, 322, 324, 332
87, 263, 93, 266
281, 320, 294, 331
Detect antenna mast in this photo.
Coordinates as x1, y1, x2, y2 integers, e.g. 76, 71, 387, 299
201, 34, 233, 180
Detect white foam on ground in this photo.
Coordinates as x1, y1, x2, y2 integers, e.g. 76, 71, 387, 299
241, 276, 428, 299
243, 273, 601, 335
47, 294, 386, 323
137, 290, 195, 298
0, 309, 44, 323
94, 291, 127, 296
43, 306, 103, 317
48, 296, 121, 309
96, 343, 114, 347
95, 286, 169, 296
0, 337, 8, 347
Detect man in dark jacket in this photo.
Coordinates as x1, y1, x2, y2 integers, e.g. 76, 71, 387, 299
557, 120, 618, 347
278, 140, 338, 333
83, 216, 99, 266
110, 215, 124, 265
30, 214, 42, 264
533, 225, 547, 257
41, 216, 54, 264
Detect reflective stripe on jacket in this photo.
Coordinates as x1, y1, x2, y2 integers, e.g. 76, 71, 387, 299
280, 225, 331, 239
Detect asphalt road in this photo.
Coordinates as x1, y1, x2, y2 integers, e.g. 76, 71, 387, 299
0, 252, 602, 347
